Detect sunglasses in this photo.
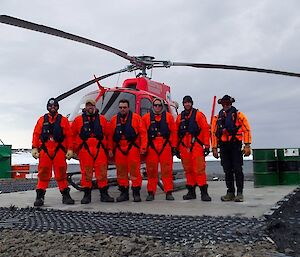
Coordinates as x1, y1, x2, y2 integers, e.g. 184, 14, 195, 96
119, 106, 128, 109
221, 101, 231, 106
153, 104, 162, 107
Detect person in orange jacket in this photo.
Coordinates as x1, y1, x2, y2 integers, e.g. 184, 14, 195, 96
176, 95, 211, 201
211, 95, 251, 202
109, 99, 147, 202
71, 99, 114, 204
142, 98, 177, 201
31, 98, 75, 207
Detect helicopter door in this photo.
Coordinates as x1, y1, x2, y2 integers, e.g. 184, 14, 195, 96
139, 97, 152, 117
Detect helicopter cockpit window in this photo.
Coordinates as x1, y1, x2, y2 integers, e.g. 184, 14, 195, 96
140, 98, 152, 116
68, 92, 100, 121
100, 91, 136, 121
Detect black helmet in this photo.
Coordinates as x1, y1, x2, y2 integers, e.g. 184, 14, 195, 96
47, 98, 59, 109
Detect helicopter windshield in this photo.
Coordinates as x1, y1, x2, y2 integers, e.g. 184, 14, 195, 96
68, 92, 101, 121
100, 91, 136, 120
68, 90, 136, 121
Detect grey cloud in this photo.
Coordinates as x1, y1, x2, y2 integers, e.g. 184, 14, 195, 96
0, 0, 300, 148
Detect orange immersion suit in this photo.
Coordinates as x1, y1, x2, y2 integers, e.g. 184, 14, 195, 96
72, 111, 111, 189
32, 113, 73, 190
110, 111, 147, 187
176, 108, 210, 187
143, 111, 177, 193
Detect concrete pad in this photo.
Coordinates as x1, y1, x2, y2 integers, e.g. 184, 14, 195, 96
0, 181, 296, 218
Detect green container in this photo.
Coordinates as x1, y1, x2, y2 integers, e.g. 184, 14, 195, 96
277, 148, 300, 185
0, 145, 12, 178
253, 149, 279, 187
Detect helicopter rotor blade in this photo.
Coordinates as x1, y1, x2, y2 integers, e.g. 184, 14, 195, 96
0, 15, 136, 63
2, 16, 300, 79
56, 68, 130, 101
170, 62, 300, 78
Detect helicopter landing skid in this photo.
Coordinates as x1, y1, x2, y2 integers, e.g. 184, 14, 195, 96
67, 171, 118, 191
67, 168, 166, 192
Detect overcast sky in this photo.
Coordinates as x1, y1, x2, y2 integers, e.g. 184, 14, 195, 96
1, 0, 300, 149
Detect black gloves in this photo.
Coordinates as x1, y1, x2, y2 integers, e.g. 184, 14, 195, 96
172, 147, 181, 159
204, 148, 210, 157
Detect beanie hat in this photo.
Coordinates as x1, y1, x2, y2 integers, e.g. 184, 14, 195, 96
47, 98, 59, 109
182, 95, 193, 104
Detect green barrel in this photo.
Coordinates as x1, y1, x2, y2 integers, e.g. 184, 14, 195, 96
253, 149, 279, 187
277, 148, 300, 185
0, 145, 12, 178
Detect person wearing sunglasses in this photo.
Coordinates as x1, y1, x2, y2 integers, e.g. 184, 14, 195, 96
211, 95, 252, 202
71, 99, 114, 204
176, 95, 212, 201
109, 99, 147, 202
32, 98, 74, 207
142, 98, 177, 201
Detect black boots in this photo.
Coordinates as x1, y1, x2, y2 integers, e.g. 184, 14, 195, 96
166, 191, 175, 201
146, 191, 155, 201
183, 184, 211, 201
132, 186, 141, 202
116, 186, 129, 202
146, 191, 174, 201
34, 189, 46, 207
116, 186, 141, 202
99, 186, 114, 202
81, 187, 92, 204
183, 185, 196, 200
61, 187, 75, 204
82, 186, 114, 203
34, 188, 74, 206
200, 184, 212, 201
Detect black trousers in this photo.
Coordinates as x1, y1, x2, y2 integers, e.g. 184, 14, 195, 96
219, 141, 244, 194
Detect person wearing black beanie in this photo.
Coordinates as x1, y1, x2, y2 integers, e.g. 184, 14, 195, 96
176, 95, 212, 201
31, 98, 74, 207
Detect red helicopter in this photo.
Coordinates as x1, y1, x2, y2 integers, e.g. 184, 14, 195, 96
67, 72, 178, 123
2, 15, 300, 190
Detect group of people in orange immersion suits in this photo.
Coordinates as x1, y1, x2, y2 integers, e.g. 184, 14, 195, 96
31, 94, 251, 207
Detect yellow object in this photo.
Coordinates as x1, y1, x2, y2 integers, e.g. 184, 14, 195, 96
212, 148, 219, 159
243, 145, 251, 156
66, 149, 73, 160
31, 148, 39, 159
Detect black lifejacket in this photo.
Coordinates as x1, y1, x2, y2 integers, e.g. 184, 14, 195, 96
148, 111, 170, 140
79, 110, 104, 142
113, 111, 137, 143
40, 114, 64, 143
178, 108, 200, 138
216, 106, 239, 139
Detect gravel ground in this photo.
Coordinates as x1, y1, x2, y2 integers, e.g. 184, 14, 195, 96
266, 187, 300, 257
0, 179, 57, 193
0, 179, 298, 257
0, 229, 279, 257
